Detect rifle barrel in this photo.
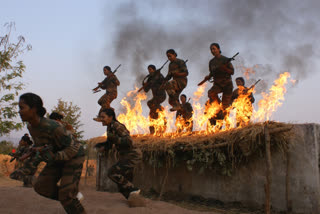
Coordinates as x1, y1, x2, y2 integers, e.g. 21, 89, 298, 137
113, 64, 121, 74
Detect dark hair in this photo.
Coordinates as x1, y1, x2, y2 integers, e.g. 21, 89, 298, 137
236, 77, 245, 85
166, 49, 177, 56
103, 66, 111, 72
210, 43, 221, 53
148, 64, 156, 71
20, 93, 46, 117
21, 134, 33, 146
180, 94, 187, 99
49, 112, 64, 120
100, 108, 118, 122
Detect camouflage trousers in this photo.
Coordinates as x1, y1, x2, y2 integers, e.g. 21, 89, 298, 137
208, 80, 233, 110
147, 94, 166, 113
33, 156, 85, 214
108, 149, 142, 199
165, 79, 187, 109
10, 156, 40, 185
98, 92, 117, 114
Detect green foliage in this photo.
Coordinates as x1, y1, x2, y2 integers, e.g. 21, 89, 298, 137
0, 22, 31, 136
50, 98, 84, 140
0, 140, 15, 154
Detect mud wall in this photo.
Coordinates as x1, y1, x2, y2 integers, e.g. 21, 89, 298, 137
97, 124, 320, 213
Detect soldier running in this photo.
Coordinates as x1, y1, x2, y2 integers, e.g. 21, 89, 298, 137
142, 64, 167, 134
176, 94, 193, 133
95, 108, 145, 207
11, 93, 86, 214
11, 134, 34, 187
162, 49, 189, 112
93, 66, 120, 120
231, 77, 255, 127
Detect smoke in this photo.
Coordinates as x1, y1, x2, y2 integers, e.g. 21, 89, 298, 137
106, 0, 320, 92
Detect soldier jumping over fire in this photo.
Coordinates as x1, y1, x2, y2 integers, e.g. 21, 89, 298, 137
161, 49, 189, 112
139, 63, 167, 134
93, 65, 120, 121
198, 43, 236, 127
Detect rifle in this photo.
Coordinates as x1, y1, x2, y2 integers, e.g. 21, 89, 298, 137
92, 64, 122, 93
19, 145, 53, 162
138, 60, 169, 92
248, 79, 261, 90
8, 152, 18, 162
198, 52, 239, 86
160, 59, 188, 90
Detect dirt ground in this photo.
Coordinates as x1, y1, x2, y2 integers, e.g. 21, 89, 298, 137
0, 154, 261, 214
0, 176, 225, 214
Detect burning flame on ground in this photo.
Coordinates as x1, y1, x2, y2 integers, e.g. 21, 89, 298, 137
117, 72, 292, 137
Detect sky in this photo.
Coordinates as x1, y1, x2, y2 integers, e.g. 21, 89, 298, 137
1, 0, 319, 141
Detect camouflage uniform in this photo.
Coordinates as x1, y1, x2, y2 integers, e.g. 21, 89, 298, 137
176, 102, 193, 132
164, 58, 188, 109
15, 143, 35, 187
106, 120, 142, 199
208, 55, 234, 110
232, 87, 255, 127
98, 74, 120, 113
10, 118, 86, 214
144, 70, 167, 134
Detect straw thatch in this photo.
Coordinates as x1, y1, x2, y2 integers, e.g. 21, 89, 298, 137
133, 121, 293, 176
90, 121, 293, 176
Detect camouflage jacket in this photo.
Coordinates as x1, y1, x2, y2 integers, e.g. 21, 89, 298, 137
100, 74, 120, 94
107, 120, 134, 154
144, 70, 166, 98
27, 117, 84, 161
15, 145, 31, 158
165, 58, 188, 85
209, 55, 234, 82
232, 87, 255, 103
176, 102, 193, 120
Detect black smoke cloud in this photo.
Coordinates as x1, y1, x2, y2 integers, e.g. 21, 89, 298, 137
107, 0, 320, 92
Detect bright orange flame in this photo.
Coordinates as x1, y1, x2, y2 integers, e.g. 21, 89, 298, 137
116, 72, 292, 136
253, 72, 290, 121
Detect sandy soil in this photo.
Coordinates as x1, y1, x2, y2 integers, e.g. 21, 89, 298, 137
0, 155, 258, 214
0, 176, 223, 214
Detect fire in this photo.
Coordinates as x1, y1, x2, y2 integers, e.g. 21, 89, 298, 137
253, 72, 291, 121
116, 72, 292, 136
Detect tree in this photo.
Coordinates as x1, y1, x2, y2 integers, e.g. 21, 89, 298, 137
0, 140, 15, 154
0, 23, 31, 136
50, 98, 84, 140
